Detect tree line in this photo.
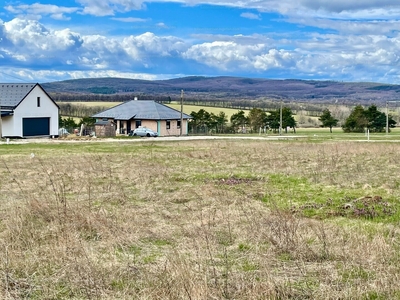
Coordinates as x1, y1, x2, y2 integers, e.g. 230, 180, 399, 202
189, 104, 396, 134
58, 103, 107, 118
189, 107, 297, 134
59, 100, 395, 135
319, 104, 396, 133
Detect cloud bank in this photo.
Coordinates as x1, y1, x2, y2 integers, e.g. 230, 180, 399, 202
1, 0, 400, 83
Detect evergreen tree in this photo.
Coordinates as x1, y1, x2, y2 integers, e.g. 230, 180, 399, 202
230, 110, 248, 133
342, 104, 396, 133
342, 105, 368, 133
189, 109, 211, 133
319, 108, 339, 133
248, 108, 267, 132
214, 111, 228, 133
282, 107, 297, 133
266, 110, 280, 133
267, 107, 297, 133
365, 105, 394, 132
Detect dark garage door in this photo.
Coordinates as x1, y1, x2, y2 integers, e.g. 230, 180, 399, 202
23, 118, 50, 137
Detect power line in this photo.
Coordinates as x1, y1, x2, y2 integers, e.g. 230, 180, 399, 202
0, 71, 26, 82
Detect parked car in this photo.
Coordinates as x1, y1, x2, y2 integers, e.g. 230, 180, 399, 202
58, 128, 69, 136
129, 127, 158, 137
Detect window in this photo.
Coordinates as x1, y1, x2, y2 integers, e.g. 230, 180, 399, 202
166, 120, 170, 130
135, 120, 142, 128
37, 97, 40, 107
177, 120, 181, 129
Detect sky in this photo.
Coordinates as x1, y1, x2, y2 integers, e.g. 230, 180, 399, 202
1, 0, 400, 84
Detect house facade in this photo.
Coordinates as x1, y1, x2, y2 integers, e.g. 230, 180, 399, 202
92, 100, 192, 137
0, 83, 59, 138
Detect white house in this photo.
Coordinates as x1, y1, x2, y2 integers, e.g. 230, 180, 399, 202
0, 83, 59, 138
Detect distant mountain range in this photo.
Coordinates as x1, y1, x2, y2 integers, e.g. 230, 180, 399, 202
42, 76, 400, 104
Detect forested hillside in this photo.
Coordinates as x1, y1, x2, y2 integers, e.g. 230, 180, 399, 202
42, 76, 400, 104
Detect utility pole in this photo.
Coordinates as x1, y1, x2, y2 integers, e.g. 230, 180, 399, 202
385, 100, 400, 135
180, 89, 184, 136
386, 101, 389, 135
279, 99, 283, 135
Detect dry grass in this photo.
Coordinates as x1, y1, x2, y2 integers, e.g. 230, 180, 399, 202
165, 103, 246, 120
1, 140, 400, 299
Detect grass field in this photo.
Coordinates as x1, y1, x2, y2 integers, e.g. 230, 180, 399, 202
166, 102, 246, 120
1, 137, 400, 299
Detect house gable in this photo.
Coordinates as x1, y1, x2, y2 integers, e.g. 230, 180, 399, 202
0, 83, 59, 110
1, 83, 59, 137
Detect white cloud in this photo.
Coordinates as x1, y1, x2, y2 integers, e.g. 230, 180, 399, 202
4, 19, 83, 53
5, 3, 79, 20
4, 0, 397, 22
122, 32, 187, 58
76, 0, 146, 16
184, 41, 271, 71
156, 22, 168, 28
253, 49, 294, 70
3, 0, 400, 84
240, 12, 261, 20
299, 0, 398, 14
111, 17, 147, 22
0, 68, 171, 83
289, 17, 400, 35
2, 18, 189, 73
181, 0, 400, 17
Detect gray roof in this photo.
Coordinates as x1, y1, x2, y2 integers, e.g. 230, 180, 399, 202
0, 83, 36, 107
92, 100, 192, 120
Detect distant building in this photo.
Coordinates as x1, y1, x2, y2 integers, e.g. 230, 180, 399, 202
93, 119, 116, 138
92, 99, 192, 137
0, 83, 59, 138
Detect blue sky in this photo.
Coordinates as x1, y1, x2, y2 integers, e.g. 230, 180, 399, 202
1, 0, 400, 83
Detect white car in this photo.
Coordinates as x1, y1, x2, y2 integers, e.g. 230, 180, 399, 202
58, 128, 69, 136
129, 127, 158, 137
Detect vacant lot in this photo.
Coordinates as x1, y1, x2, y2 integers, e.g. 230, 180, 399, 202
1, 139, 400, 299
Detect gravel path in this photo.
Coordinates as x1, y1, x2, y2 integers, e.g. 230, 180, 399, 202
0, 135, 305, 144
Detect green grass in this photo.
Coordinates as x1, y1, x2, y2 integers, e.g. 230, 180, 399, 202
262, 174, 399, 223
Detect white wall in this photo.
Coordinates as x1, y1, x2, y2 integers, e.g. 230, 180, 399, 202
2, 115, 14, 137
3, 85, 59, 137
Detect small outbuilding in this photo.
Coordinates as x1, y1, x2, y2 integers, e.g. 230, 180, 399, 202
94, 119, 116, 137
0, 83, 59, 138
92, 99, 192, 137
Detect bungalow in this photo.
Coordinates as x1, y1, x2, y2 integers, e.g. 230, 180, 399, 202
0, 83, 59, 138
92, 99, 192, 137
